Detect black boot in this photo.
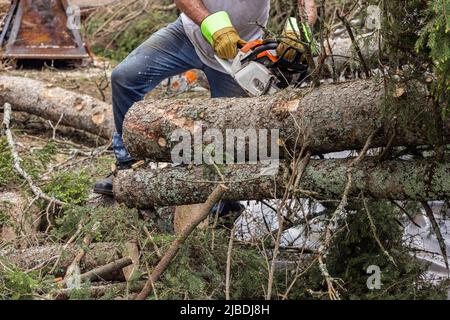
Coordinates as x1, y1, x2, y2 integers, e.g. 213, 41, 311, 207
94, 160, 136, 197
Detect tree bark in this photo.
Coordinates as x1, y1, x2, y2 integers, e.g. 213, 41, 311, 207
122, 80, 445, 161
114, 159, 450, 208
78, 257, 133, 283
0, 76, 114, 139
2, 77, 442, 161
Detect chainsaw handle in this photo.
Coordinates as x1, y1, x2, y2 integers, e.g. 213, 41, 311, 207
240, 42, 279, 64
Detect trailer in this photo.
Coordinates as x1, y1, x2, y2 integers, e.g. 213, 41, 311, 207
0, 0, 89, 61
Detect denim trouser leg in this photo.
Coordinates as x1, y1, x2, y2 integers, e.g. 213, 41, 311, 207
112, 18, 246, 163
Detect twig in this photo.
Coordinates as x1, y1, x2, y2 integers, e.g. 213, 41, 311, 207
390, 201, 421, 228
316, 130, 377, 300
267, 146, 310, 300
2, 103, 65, 207
431, 100, 445, 161
210, 161, 226, 251
377, 118, 397, 162
136, 184, 229, 300
49, 215, 88, 274
65, 221, 101, 281
210, 200, 222, 251
421, 201, 449, 270
225, 225, 236, 300
52, 280, 147, 300
48, 113, 64, 140
337, 11, 371, 78
282, 257, 318, 300
143, 225, 162, 258
362, 194, 397, 267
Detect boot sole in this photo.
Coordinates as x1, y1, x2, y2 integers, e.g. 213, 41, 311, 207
93, 187, 114, 197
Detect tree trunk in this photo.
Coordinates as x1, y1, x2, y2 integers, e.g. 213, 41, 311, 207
114, 159, 450, 209
122, 80, 445, 162
0, 76, 114, 139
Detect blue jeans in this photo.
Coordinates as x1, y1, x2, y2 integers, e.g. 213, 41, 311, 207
112, 18, 246, 163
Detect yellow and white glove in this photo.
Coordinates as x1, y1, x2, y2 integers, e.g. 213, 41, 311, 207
277, 17, 316, 61
201, 11, 247, 60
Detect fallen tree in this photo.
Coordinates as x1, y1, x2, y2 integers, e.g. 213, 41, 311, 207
122, 79, 448, 161
3, 77, 436, 163
0, 76, 114, 139
113, 159, 450, 208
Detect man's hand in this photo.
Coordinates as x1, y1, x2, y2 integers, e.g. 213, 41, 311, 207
277, 0, 318, 60
201, 11, 246, 60
299, 0, 318, 25
175, 0, 245, 60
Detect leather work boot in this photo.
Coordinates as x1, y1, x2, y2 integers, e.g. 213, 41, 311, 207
94, 160, 136, 197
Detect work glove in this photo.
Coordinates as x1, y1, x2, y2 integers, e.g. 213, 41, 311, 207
201, 11, 246, 60
277, 17, 315, 61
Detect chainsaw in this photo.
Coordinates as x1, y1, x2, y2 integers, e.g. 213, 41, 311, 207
215, 39, 309, 97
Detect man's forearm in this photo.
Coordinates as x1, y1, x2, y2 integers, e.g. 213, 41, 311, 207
298, 0, 318, 25
175, 0, 210, 25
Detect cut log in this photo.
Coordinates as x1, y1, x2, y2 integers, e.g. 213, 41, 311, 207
114, 159, 450, 208
78, 257, 133, 283
0, 76, 114, 139
1, 243, 122, 275
122, 80, 445, 161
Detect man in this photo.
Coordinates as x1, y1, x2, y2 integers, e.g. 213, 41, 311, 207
94, 0, 318, 196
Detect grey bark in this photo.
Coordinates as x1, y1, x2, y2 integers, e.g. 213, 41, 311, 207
122, 80, 447, 161
114, 159, 450, 209
0, 76, 114, 139
79, 257, 133, 283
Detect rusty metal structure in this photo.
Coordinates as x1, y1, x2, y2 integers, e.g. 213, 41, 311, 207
0, 0, 89, 60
